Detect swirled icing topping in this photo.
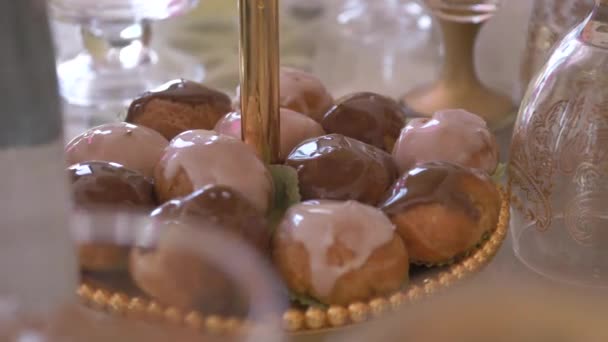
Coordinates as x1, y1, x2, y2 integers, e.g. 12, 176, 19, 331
279, 200, 395, 296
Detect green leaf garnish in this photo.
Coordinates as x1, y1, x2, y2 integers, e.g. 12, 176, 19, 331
289, 291, 328, 309
491, 163, 507, 183
268, 165, 301, 232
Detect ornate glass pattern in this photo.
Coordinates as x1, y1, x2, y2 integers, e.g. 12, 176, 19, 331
510, 0, 608, 287
519, 0, 594, 93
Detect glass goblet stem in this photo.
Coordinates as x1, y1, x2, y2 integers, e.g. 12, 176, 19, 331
55, 2, 204, 108
439, 19, 480, 86
81, 20, 154, 70
402, 15, 514, 130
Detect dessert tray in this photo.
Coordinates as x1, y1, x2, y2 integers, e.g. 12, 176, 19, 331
65, 1, 510, 336
65, 68, 509, 336
77, 188, 508, 334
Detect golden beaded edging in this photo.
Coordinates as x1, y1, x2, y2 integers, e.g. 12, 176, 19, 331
78, 188, 509, 334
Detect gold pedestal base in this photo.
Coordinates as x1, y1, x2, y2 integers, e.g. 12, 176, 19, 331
401, 18, 515, 129
402, 81, 514, 129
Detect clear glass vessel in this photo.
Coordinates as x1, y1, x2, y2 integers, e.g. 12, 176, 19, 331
402, 0, 514, 130
149, 0, 328, 95
425, 0, 500, 23
312, 0, 440, 99
155, 0, 239, 95
71, 211, 285, 341
510, 0, 608, 287
519, 0, 594, 95
49, 0, 204, 108
281, 0, 327, 71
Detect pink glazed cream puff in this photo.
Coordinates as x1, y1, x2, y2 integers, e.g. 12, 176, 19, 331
392, 109, 498, 175
154, 130, 273, 213
235, 67, 334, 123
273, 200, 409, 305
65, 122, 168, 179
214, 108, 325, 161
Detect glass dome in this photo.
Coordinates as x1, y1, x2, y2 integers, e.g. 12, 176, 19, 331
510, 0, 608, 288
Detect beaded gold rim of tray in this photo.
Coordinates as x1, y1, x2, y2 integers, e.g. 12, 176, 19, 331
77, 187, 509, 335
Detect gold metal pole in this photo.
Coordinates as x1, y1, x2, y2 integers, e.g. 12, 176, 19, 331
239, 0, 280, 164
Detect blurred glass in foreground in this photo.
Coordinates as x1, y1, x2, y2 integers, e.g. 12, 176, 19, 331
72, 211, 286, 342
0, 2, 285, 339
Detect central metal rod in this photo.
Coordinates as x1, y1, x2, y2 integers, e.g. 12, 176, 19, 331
238, 0, 280, 164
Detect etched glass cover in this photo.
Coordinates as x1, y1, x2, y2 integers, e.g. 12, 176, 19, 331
520, 0, 594, 92
510, 0, 608, 287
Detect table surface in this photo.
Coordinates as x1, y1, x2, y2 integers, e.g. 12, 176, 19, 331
53, 2, 600, 341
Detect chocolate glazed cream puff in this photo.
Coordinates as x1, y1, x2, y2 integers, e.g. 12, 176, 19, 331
126, 79, 232, 141
286, 134, 398, 205
379, 161, 501, 266
321, 92, 406, 152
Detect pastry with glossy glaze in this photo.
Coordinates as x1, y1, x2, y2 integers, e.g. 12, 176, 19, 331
378, 161, 501, 265
286, 134, 398, 205
154, 130, 272, 213
321, 92, 406, 152
69, 161, 156, 209
279, 67, 334, 122
126, 79, 232, 141
152, 185, 270, 254
235, 67, 334, 122
214, 108, 325, 161
68, 161, 156, 272
273, 200, 408, 305
392, 109, 498, 175
65, 122, 168, 178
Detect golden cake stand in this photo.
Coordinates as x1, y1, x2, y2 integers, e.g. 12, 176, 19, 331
77, 188, 509, 335
76, 0, 510, 336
